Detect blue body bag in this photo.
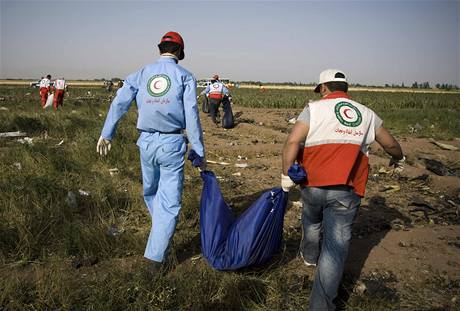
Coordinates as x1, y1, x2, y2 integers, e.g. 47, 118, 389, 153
199, 171, 288, 270
188, 150, 307, 270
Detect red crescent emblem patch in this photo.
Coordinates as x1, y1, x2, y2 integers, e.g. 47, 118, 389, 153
343, 108, 353, 119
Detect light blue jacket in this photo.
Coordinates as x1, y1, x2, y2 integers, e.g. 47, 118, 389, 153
101, 56, 205, 157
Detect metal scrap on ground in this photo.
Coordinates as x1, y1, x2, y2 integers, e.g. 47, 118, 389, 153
428, 138, 459, 151
206, 160, 231, 165
0, 131, 27, 138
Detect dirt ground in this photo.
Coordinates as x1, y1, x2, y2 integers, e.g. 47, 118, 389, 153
199, 105, 460, 300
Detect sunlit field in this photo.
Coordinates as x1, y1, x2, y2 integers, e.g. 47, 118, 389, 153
1, 85, 459, 310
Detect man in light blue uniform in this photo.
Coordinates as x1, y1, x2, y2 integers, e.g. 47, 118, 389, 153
96, 31, 206, 270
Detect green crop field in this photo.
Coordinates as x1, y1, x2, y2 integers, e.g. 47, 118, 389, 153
229, 88, 460, 138
0, 85, 459, 310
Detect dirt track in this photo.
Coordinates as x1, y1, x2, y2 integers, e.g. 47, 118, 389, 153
200, 105, 460, 292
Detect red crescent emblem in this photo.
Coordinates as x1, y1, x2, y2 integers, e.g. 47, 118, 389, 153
343, 108, 353, 119
153, 80, 162, 90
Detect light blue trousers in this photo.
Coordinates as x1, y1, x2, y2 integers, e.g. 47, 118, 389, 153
137, 131, 186, 262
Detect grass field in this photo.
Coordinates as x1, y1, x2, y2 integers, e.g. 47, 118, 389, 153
0, 85, 459, 310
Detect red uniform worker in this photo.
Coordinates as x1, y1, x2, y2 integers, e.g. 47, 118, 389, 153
53, 78, 66, 109
39, 74, 52, 108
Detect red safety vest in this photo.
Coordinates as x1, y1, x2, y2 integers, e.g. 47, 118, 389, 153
297, 92, 380, 196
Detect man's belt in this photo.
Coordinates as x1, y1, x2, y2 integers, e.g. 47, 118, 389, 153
138, 129, 183, 135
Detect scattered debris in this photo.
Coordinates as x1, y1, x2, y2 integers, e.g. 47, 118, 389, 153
409, 198, 436, 211
207, 160, 231, 165
398, 241, 408, 247
409, 174, 429, 182
191, 254, 202, 264
78, 190, 90, 197
380, 185, 400, 193
354, 281, 367, 295
56, 140, 64, 146
288, 117, 297, 124
369, 173, 380, 182
0, 131, 27, 138
66, 191, 77, 208
0, 106, 8, 110
109, 168, 119, 176
423, 158, 454, 176
232, 172, 242, 177
235, 163, 248, 168
378, 167, 391, 174
106, 224, 124, 237
13, 162, 22, 170
17, 137, 34, 145
0, 97, 4, 101
429, 138, 459, 151
237, 155, 247, 160
408, 123, 423, 134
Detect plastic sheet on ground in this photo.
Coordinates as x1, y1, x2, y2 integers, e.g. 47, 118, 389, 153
44, 93, 54, 109
199, 170, 287, 270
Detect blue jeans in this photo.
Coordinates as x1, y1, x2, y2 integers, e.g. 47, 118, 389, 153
137, 131, 187, 262
300, 185, 361, 311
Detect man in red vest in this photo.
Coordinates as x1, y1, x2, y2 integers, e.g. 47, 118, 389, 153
281, 69, 404, 311
53, 77, 66, 109
200, 74, 229, 125
39, 75, 52, 108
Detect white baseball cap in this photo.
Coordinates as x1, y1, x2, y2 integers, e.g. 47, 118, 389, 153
314, 69, 347, 93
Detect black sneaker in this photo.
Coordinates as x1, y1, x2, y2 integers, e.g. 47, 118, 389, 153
146, 259, 163, 277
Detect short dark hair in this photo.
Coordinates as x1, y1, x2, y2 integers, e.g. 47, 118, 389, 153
158, 41, 181, 55
324, 81, 348, 92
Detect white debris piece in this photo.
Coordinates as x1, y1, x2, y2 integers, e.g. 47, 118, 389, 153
207, 160, 231, 165
292, 201, 302, 208
17, 137, 34, 145
13, 162, 22, 170
66, 191, 77, 208
109, 168, 119, 176
232, 172, 242, 177
78, 189, 90, 196
429, 138, 459, 151
0, 131, 27, 138
56, 140, 64, 146
235, 163, 248, 168
288, 117, 297, 124
0, 107, 8, 111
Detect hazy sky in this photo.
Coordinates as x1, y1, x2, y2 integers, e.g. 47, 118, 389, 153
1, 0, 459, 85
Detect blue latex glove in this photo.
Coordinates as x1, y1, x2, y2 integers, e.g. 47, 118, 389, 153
287, 164, 307, 184
188, 149, 206, 170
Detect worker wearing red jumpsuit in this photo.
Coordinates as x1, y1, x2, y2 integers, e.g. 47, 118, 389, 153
53, 78, 66, 109
39, 75, 52, 108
